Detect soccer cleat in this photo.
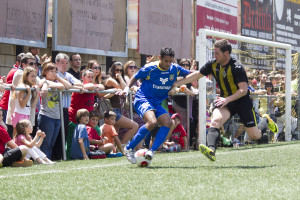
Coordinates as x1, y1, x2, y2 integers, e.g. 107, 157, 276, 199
11, 159, 33, 167
124, 147, 136, 164
262, 114, 278, 133
199, 144, 216, 162
145, 150, 155, 161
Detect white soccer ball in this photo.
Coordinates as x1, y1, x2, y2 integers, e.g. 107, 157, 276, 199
134, 149, 151, 167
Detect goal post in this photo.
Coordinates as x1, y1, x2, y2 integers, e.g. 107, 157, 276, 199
196, 29, 292, 145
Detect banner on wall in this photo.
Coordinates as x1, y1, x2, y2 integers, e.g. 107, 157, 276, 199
240, 0, 274, 69
53, 0, 127, 56
138, 0, 192, 59
196, 0, 238, 35
0, 0, 48, 47
275, 0, 300, 68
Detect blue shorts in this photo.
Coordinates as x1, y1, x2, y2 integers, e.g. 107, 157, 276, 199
112, 108, 122, 121
134, 98, 168, 119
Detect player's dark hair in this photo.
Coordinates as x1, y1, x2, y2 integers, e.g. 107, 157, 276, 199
104, 111, 116, 119
160, 47, 175, 58
213, 39, 232, 54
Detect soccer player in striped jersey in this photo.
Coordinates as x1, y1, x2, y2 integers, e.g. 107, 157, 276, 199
123, 47, 190, 164
171, 39, 278, 161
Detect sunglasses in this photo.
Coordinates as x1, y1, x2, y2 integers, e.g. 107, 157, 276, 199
115, 69, 123, 72
101, 76, 107, 80
128, 65, 137, 69
93, 66, 101, 70
181, 64, 190, 67
29, 62, 36, 66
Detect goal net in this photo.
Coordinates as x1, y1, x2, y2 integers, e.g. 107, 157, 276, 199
196, 29, 295, 145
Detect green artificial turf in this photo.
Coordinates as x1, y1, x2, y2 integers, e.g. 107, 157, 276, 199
1, 141, 300, 200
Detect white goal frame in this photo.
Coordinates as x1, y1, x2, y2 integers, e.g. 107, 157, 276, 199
196, 29, 292, 145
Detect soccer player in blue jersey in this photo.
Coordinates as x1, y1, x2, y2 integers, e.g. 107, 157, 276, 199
123, 47, 190, 164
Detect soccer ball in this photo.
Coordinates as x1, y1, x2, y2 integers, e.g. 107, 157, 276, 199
134, 149, 151, 167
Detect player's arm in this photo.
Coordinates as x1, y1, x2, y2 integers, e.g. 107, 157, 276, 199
251, 89, 267, 95
175, 71, 204, 87
169, 71, 204, 95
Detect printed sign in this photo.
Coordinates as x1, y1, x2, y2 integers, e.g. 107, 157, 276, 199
196, 0, 238, 35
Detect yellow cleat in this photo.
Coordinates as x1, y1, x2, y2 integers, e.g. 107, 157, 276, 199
262, 114, 278, 134
199, 144, 216, 162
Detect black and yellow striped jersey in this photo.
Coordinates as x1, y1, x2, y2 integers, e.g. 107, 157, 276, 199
200, 58, 249, 98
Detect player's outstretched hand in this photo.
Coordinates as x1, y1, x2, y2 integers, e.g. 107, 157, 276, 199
213, 97, 229, 108
168, 87, 176, 96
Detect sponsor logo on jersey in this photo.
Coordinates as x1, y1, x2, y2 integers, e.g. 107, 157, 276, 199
160, 77, 168, 85
169, 74, 174, 81
153, 84, 171, 90
223, 71, 226, 78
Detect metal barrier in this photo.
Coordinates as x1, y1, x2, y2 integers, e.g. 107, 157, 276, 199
2, 86, 297, 160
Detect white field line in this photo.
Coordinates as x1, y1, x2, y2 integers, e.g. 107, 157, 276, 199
0, 144, 296, 179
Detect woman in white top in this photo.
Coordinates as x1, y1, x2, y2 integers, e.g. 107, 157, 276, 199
12, 67, 40, 138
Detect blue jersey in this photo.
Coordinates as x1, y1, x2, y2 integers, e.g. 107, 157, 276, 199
134, 61, 190, 104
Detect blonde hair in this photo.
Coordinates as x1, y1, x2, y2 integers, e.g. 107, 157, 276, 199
124, 60, 135, 76
13, 67, 37, 100
22, 67, 37, 87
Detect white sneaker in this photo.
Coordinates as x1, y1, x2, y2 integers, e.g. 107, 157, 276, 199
145, 150, 155, 161
124, 147, 136, 164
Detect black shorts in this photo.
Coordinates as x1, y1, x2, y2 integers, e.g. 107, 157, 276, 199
2, 147, 22, 167
226, 96, 257, 128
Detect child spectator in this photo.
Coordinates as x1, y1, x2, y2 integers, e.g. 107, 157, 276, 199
164, 113, 188, 151
66, 69, 104, 159
6, 53, 37, 138
87, 111, 114, 155
100, 111, 125, 155
0, 53, 24, 124
71, 109, 106, 160
15, 119, 55, 164
12, 67, 40, 138
0, 108, 32, 167
69, 69, 104, 124
38, 63, 72, 159
71, 109, 90, 160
